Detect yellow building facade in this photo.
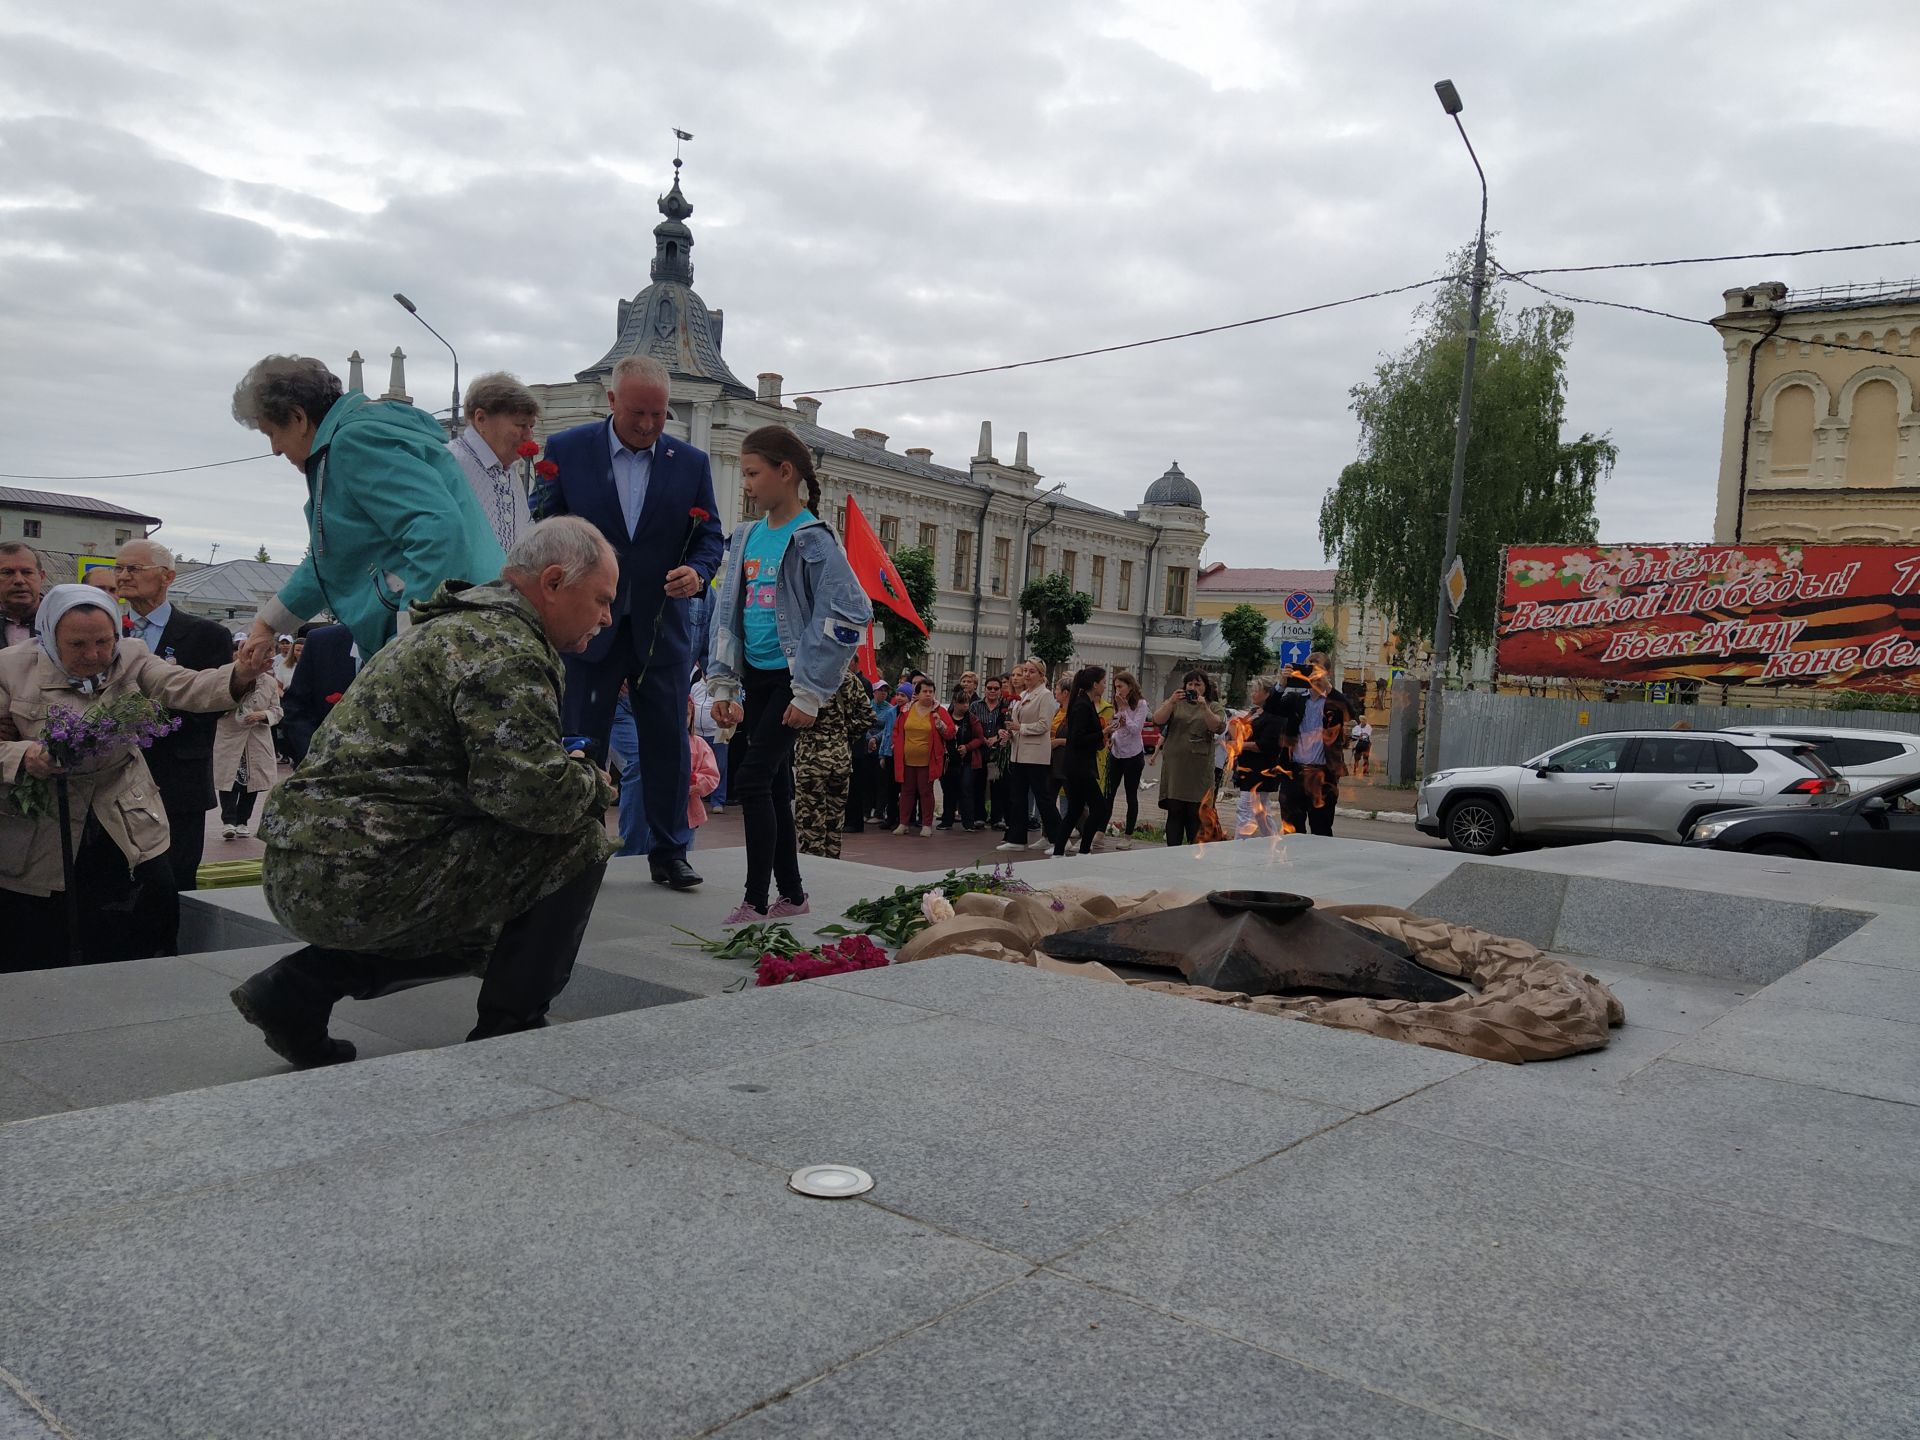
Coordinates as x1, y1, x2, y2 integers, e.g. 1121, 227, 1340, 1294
1712, 280, 1920, 544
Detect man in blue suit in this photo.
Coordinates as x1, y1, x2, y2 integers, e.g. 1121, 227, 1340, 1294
280, 622, 358, 766
534, 355, 723, 889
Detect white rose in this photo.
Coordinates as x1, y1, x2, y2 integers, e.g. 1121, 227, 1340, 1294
921, 892, 955, 924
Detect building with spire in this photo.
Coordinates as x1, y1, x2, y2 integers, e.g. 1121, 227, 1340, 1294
520, 157, 1212, 694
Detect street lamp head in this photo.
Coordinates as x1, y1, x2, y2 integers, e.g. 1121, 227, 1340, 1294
392, 293, 418, 313
1434, 79, 1463, 116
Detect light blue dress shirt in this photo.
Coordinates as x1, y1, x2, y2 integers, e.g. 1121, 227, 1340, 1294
609, 419, 653, 537
1294, 693, 1327, 765
134, 600, 173, 653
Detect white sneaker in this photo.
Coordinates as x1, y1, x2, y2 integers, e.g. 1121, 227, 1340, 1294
920, 826, 934, 838
994, 841, 1026, 852
221, 825, 237, 840
1115, 836, 1133, 850
893, 825, 911, 836
1029, 838, 1051, 850
235, 824, 251, 837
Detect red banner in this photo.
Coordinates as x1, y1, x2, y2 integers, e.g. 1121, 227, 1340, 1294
1495, 543, 1920, 693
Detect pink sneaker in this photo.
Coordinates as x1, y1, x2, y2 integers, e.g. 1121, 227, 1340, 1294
724, 901, 769, 927
767, 896, 810, 919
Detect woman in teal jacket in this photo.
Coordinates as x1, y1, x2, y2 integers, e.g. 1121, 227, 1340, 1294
233, 355, 506, 661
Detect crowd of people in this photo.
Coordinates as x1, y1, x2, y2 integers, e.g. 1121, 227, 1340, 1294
0, 346, 1370, 1070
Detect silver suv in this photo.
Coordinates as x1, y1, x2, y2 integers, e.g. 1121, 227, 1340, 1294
1718, 725, 1920, 785
1416, 730, 1846, 855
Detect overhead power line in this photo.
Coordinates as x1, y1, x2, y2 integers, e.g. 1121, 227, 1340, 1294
1495, 264, 1918, 362
7, 235, 1920, 483
1508, 236, 1920, 278
785, 276, 1456, 396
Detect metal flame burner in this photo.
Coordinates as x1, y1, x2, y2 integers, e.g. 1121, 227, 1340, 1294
1037, 890, 1461, 1003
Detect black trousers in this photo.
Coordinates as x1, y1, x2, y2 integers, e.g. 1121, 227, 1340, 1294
844, 748, 871, 831
1055, 770, 1103, 855
1104, 753, 1145, 834
153, 767, 210, 893
1280, 766, 1337, 836
1163, 798, 1201, 846
219, 784, 259, 827
1002, 762, 1059, 848
0, 823, 179, 970
248, 860, 608, 1041
734, 664, 804, 910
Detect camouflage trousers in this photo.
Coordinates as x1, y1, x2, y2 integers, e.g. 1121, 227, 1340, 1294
263, 818, 614, 963
793, 738, 853, 860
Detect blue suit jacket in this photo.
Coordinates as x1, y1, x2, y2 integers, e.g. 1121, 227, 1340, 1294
534, 420, 725, 668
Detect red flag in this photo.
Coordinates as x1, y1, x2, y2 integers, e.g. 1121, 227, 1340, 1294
842, 495, 927, 634
855, 623, 882, 686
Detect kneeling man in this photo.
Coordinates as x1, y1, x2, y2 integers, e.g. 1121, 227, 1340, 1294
231, 518, 620, 1067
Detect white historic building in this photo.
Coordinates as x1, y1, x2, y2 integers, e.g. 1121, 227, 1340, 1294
513, 160, 1212, 695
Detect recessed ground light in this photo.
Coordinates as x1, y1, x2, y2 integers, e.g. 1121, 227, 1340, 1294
788, 1164, 875, 1198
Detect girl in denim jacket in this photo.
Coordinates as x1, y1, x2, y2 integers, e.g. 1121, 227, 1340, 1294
706, 427, 871, 925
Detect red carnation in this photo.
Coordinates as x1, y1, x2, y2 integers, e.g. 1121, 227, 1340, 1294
324, 691, 344, 705
533, 459, 559, 479
689, 506, 711, 522
516, 440, 540, 459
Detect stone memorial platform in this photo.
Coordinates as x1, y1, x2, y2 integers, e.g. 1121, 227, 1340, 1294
3, 836, 1916, 1437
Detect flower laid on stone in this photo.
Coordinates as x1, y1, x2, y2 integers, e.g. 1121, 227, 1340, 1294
825, 866, 1034, 948
11, 693, 183, 819
920, 891, 955, 925
754, 934, 889, 987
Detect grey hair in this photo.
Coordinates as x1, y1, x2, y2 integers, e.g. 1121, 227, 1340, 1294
232, 355, 344, 430
120, 538, 174, 567
609, 355, 671, 392
503, 516, 615, 586
0, 540, 44, 573
464, 371, 539, 419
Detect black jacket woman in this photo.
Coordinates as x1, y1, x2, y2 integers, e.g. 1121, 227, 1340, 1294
1053, 665, 1108, 857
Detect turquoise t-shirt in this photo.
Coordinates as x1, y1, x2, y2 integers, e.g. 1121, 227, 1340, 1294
742, 512, 804, 670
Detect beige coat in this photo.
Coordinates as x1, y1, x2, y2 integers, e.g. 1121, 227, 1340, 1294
1006, 685, 1059, 766
0, 640, 243, 896
213, 676, 283, 793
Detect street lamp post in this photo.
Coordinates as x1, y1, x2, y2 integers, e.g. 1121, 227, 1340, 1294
1422, 78, 1489, 777
393, 293, 462, 433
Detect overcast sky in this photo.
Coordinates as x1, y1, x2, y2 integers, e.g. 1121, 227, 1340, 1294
3, 0, 1917, 575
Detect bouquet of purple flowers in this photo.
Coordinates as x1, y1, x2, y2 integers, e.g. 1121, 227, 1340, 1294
10, 692, 182, 820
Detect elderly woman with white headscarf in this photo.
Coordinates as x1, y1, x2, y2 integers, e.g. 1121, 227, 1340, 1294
0, 585, 271, 969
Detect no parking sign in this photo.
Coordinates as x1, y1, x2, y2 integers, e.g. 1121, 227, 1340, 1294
1283, 590, 1315, 623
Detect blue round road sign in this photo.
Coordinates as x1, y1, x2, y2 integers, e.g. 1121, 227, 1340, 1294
1284, 590, 1315, 622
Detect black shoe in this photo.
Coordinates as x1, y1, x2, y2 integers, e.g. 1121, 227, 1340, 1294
650, 858, 703, 890
843, 823, 865, 834
229, 973, 356, 1069
935, 821, 954, 830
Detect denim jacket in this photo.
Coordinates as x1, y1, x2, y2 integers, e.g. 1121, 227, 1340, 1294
704, 515, 872, 717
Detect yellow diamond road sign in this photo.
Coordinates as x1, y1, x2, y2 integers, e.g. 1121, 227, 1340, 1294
1444, 557, 1467, 614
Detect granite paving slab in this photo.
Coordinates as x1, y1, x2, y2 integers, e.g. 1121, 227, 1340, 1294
1814, 911, 1920, 971
1571, 959, 1752, 1035
0, 1385, 60, 1440
0, 1065, 70, 1126
714, 1270, 1489, 1440
613, 1012, 1349, 1261
1386, 1055, 1920, 1246
819, 954, 1478, 1113
0, 1102, 1026, 1440
0, 1049, 562, 1230
1553, 874, 1852, 982
0, 956, 243, 1042
449, 981, 934, 1099
1059, 1116, 1920, 1440
1668, 1001, 1920, 1104
1749, 956, 1920, 1025
0, 1009, 409, 1114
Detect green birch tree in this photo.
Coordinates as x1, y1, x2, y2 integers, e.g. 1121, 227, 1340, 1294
1318, 247, 1617, 667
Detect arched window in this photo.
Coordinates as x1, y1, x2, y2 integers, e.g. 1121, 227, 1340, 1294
1769, 383, 1815, 473
1845, 378, 1899, 486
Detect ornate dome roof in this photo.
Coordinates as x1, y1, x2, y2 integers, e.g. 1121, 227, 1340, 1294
1143, 461, 1203, 508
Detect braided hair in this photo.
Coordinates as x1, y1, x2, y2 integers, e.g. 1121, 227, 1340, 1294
740, 425, 821, 515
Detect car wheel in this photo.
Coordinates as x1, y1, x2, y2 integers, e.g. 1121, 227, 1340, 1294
1746, 839, 1815, 860
1443, 798, 1508, 855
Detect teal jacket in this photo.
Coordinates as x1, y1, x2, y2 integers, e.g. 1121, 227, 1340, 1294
267, 393, 506, 657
